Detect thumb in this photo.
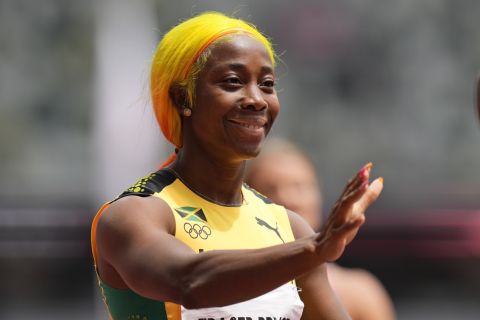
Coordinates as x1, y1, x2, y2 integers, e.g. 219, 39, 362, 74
355, 177, 384, 213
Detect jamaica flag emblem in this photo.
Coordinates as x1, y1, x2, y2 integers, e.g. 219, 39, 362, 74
174, 207, 211, 240
174, 206, 207, 222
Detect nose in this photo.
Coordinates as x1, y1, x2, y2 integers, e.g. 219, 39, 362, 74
241, 84, 267, 111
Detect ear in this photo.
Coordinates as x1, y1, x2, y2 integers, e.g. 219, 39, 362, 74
169, 83, 188, 113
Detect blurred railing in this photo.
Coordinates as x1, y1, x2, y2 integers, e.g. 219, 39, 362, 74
0, 206, 94, 318
347, 209, 480, 259
0, 207, 92, 258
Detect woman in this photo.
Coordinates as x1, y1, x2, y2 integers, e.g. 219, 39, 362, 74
245, 138, 396, 320
91, 12, 383, 320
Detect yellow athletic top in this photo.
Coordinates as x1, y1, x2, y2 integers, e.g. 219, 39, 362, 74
91, 169, 304, 320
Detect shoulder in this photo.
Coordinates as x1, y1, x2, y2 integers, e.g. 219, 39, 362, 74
98, 195, 176, 239
117, 169, 177, 199
96, 169, 178, 239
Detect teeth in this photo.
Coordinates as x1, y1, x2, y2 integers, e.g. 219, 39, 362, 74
237, 122, 262, 129
230, 118, 266, 129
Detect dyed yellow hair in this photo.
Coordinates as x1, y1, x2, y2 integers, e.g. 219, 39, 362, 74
150, 11, 276, 149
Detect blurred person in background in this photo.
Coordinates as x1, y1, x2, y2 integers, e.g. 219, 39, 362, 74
246, 138, 396, 320
91, 11, 384, 320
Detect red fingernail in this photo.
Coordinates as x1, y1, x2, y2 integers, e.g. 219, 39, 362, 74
365, 162, 373, 171
360, 165, 372, 178
359, 162, 373, 175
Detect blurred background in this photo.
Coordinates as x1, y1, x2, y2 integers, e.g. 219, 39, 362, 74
1, 0, 480, 319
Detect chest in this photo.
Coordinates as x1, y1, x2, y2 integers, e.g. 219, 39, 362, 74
170, 200, 289, 253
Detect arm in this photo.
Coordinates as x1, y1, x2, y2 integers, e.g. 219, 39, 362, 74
96, 195, 323, 308
96, 165, 382, 309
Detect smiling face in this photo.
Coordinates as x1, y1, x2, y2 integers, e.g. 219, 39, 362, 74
182, 34, 280, 162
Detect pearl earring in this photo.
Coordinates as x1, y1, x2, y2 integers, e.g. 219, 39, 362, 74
183, 107, 192, 117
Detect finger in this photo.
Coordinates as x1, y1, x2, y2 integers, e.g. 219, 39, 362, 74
340, 163, 371, 198
359, 162, 373, 180
327, 181, 368, 227
342, 180, 370, 208
354, 177, 384, 214
326, 164, 373, 229
332, 214, 365, 235
322, 208, 365, 242
343, 162, 372, 194
344, 175, 367, 200
343, 215, 366, 245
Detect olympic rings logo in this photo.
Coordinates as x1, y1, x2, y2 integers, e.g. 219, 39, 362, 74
183, 222, 212, 240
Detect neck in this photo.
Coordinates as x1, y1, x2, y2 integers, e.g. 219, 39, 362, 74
169, 148, 246, 206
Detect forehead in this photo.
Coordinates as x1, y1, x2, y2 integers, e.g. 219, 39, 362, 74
204, 34, 273, 72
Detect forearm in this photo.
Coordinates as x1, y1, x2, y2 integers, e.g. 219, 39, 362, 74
173, 236, 322, 308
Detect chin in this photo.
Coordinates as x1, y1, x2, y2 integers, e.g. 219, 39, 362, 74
235, 141, 263, 160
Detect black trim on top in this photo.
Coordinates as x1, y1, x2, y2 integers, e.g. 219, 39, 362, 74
243, 183, 273, 204
113, 169, 177, 202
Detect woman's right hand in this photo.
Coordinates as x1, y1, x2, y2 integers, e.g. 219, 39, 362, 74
314, 163, 383, 262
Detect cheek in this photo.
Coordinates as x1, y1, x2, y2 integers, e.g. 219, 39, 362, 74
201, 91, 237, 122
193, 92, 228, 126
192, 111, 222, 141
268, 96, 280, 120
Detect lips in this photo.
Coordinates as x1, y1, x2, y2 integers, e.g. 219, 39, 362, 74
227, 117, 267, 130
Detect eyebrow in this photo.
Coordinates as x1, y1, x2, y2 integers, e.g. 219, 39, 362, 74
221, 63, 274, 74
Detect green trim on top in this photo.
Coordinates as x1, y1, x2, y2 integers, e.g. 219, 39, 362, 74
98, 277, 169, 320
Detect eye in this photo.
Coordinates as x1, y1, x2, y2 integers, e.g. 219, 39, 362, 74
220, 76, 243, 91
262, 79, 275, 87
260, 78, 276, 92
223, 77, 242, 85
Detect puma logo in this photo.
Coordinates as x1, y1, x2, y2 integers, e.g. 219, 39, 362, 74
255, 217, 285, 243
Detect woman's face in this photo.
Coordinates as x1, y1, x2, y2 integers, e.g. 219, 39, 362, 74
183, 34, 280, 161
